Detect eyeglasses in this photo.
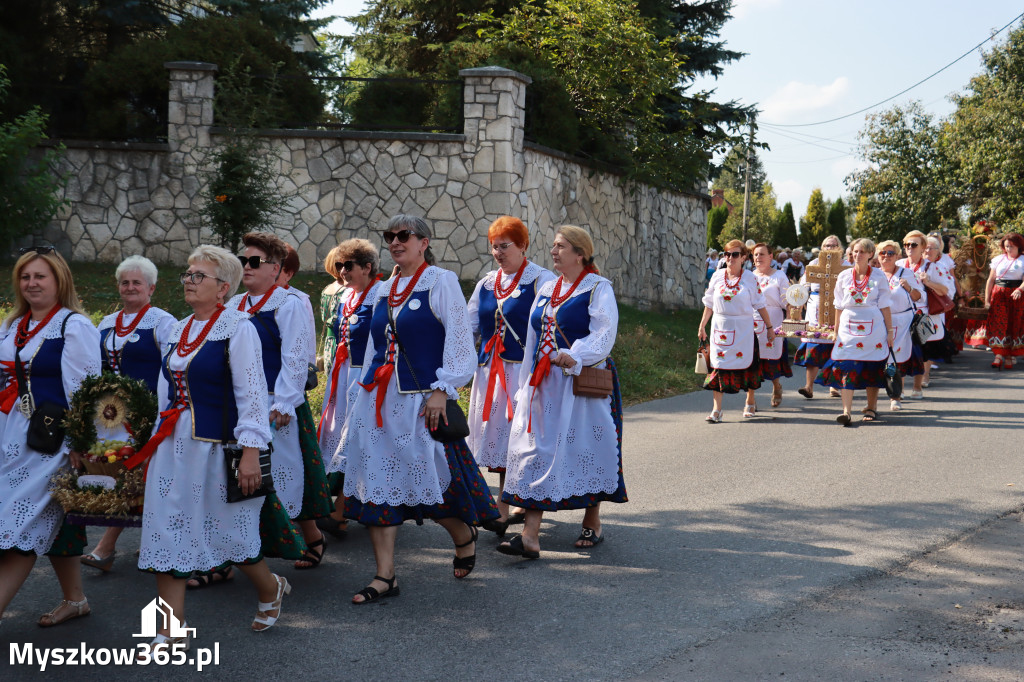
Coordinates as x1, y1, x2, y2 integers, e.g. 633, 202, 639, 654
238, 255, 277, 269
180, 271, 224, 285
724, 251, 743, 259
879, 250, 897, 256
18, 246, 55, 256
491, 241, 515, 251
336, 260, 360, 272
382, 230, 416, 244
902, 242, 920, 248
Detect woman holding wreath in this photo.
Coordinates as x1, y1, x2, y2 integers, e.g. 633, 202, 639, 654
983, 232, 1024, 368
877, 240, 924, 411
82, 255, 176, 573
0, 247, 101, 627
815, 238, 894, 425
333, 214, 498, 603
467, 216, 555, 537
319, 239, 385, 541
498, 225, 625, 558
699, 239, 774, 421
133, 245, 297, 645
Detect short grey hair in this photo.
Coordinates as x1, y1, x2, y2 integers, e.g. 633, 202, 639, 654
385, 214, 435, 265
115, 255, 158, 286
926, 235, 943, 251
188, 245, 242, 301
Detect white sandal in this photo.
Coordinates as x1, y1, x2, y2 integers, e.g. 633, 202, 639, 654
252, 575, 290, 632
705, 410, 722, 423
147, 626, 190, 652
890, 399, 902, 412
743, 404, 757, 418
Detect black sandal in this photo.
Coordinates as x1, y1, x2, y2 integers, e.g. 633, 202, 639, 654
453, 525, 478, 579
506, 512, 526, 525
861, 409, 879, 422
315, 516, 348, 541
352, 575, 400, 605
294, 534, 326, 570
482, 517, 510, 538
186, 566, 233, 590
574, 527, 605, 548
496, 534, 540, 560
836, 413, 852, 427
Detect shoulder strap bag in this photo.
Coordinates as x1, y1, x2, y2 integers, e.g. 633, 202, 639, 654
17, 313, 74, 455
221, 340, 275, 503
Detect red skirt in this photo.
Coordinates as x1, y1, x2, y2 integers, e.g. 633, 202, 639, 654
986, 285, 1024, 357
704, 345, 761, 394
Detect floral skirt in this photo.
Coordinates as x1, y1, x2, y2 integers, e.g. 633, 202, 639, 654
986, 286, 1024, 357
793, 341, 833, 368
43, 521, 86, 558
758, 343, 792, 381
897, 344, 925, 378
344, 440, 499, 527
815, 359, 887, 390
922, 338, 951, 362
704, 344, 761, 394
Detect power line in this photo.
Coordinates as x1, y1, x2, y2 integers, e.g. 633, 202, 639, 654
761, 11, 1024, 128
764, 127, 853, 155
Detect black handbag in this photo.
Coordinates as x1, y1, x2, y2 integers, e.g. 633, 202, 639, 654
884, 349, 902, 399
387, 302, 470, 443
15, 315, 72, 455
221, 344, 275, 503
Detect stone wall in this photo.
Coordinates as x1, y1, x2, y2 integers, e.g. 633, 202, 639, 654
32, 62, 709, 308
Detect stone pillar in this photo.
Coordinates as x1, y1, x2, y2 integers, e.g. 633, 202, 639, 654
459, 66, 532, 219
165, 61, 217, 254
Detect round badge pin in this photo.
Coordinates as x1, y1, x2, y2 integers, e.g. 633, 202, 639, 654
511, 288, 521, 298
408, 299, 421, 311
128, 333, 140, 343
348, 315, 359, 325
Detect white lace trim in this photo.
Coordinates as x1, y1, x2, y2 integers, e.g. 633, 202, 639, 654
12, 309, 81, 340
227, 285, 290, 314
168, 308, 249, 343
536, 273, 608, 299
98, 306, 175, 331
481, 261, 549, 291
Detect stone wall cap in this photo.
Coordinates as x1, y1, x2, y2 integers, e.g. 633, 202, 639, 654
164, 61, 219, 72
458, 66, 532, 84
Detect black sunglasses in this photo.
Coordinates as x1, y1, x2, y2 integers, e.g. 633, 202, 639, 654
238, 255, 277, 269
382, 230, 416, 244
336, 260, 360, 272
19, 246, 55, 256
879, 250, 897, 256
724, 251, 743, 258
902, 242, 919, 248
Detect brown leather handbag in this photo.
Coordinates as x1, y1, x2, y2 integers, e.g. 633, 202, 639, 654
572, 365, 614, 398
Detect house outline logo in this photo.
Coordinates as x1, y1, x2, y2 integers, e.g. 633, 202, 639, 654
133, 597, 197, 639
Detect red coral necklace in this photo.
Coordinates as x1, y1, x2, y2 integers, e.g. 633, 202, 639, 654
176, 306, 225, 357
115, 304, 151, 338
15, 304, 62, 349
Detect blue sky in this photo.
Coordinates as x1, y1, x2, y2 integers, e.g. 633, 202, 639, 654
313, 0, 1024, 220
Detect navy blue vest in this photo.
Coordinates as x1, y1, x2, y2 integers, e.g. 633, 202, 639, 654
362, 290, 445, 393
101, 326, 163, 393
529, 289, 596, 373
162, 337, 239, 442
336, 298, 375, 369
23, 333, 70, 410
476, 278, 538, 366
248, 308, 283, 394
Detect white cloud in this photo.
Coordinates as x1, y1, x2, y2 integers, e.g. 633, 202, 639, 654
761, 77, 850, 123
831, 157, 867, 187
773, 179, 804, 209
731, 0, 783, 19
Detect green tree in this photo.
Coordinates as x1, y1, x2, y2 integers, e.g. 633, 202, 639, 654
799, 188, 828, 249
713, 142, 765, 193
775, 202, 798, 248
947, 23, 1024, 230
707, 204, 728, 249
846, 102, 954, 243
719, 182, 779, 246
827, 197, 847, 242
0, 66, 68, 249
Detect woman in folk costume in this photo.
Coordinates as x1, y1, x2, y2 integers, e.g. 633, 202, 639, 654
228, 232, 332, 571
815, 238, 894, 425
877, 240, 925, 412
334, 214, 498, 604
131, 245, 300, 646
699, 239, 775, 422
795, 234, 848, 399
896, 230, 932, 398
467, 216, 555, 538
747, 243, 791, 411
916, 236, 956, 387
82, 255, 176, 573
0, 248, 100, 627
983, 232, 1024, 369
317, 245, 347, 373
498, 225, 625, 559
319, 239, 385, 541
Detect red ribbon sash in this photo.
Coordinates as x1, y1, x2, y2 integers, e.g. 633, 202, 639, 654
360, 362, 394, 428
526, 354, 553, 433
482, 334, 513, 423
123, 404, 185, 470
0, 361, 16, 414
318, 342, 351, 439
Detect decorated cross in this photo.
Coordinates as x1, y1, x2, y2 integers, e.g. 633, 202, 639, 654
804, 249, 850, 326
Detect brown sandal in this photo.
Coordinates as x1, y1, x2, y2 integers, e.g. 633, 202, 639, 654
38, 598, 90, 627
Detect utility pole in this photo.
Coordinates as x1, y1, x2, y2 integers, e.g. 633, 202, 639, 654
741, 119, 755, 242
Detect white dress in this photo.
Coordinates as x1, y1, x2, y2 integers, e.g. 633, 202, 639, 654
320, 279, 385, 472
884, 266, 926, 363
466, 263, 555, 470
753, 269, 788, 361
138, 310, 272, 574
831, 268, 893, 362
227, 288, 313, 519
502, 275, 622, 507
0, 311, 101, 555
703, 269, 765, 370
334, 267, 477, 507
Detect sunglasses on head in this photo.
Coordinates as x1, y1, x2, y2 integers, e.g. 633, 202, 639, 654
336, 260, 361, 272
902, 242, 919, 248
879, 250, 897, 256
238, 255, 277, 269
383, 230, 417, 244
19, 246, 55, 256
724, 251, 743, 258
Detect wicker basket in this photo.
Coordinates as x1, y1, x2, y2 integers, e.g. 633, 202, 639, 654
956, 305, 988, 321
781, 319, 809, 334
82, 459, 126, 477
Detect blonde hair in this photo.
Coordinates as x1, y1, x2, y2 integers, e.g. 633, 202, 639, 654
850, 238, 876, 255
556, 225, 599, 274
188, 245, 242, 301
877, 240, 900, 254
6, 251, 86, 326
903, 230, 927, 244
323, 245, 342, 278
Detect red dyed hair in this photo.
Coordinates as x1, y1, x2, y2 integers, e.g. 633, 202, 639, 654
487, 216, 529, 250
1001, 232, 1024, 253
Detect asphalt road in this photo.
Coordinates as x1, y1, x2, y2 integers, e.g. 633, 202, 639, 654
3, 346, 1022, 680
